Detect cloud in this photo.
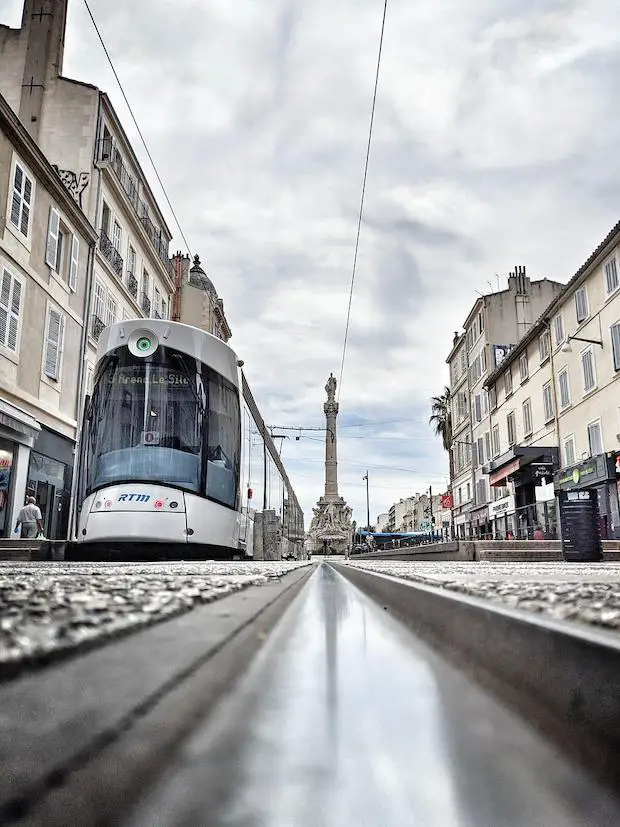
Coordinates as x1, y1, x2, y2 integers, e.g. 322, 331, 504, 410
4, 0, 619, 526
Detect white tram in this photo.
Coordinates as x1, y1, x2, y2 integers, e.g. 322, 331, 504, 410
74, 319, 303, 559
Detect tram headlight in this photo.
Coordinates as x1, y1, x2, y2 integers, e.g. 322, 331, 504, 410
128, 328, 159, 357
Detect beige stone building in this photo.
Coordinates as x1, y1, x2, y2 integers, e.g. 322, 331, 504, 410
446, 270, 564, 538
171, 253, 232, 342
0, 92, 96, 539
0, 0, 175, 399
483, 220, 620, 539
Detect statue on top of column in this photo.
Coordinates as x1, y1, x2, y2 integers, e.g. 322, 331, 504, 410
325, 373, 337, 403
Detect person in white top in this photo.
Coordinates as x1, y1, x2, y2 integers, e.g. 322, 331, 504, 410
14, 496, 44, 539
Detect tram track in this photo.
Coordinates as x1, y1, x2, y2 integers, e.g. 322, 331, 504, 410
1, 560, 620, 825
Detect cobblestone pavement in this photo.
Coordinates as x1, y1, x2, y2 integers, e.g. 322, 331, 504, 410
345, 560, 620, 633
0, 561, 312, 678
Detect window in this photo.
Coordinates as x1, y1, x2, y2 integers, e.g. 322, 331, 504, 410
522, 399, 532, 436
101, 201, 111, 236
480, 347, 487, 373
472, 441, 478, 468
477, 436, 484, 465
476, 478, 487, 505
587, 420, 603, 456
484, 431, 491, 462
538, 330, 550, 362
154, 287, 161, 318
581, 347, 596, 393
563, 435, 575, 467
554, 314, 565, 347
492, 425, 500, 457
45, 206, 79, 290
44, 306, 65, 380
466, 482, 471, 502
558, 367, 571, 409
0, 268, 23, 353
161, 298, 167, 320
105, 294, 117, 326
507, 411, 516, 446
474, 394, 482, 423
113, 220, 122, 252
604, 256, 619, 295
482, 388, 489, 416
69, 236, 79, 291
519, 352, 528, 382
128, 246, 136, 276
489, 386, 497, 410
460, 349, 466, 373
10, 161, 34, 238
575, 286, 588, 323
93, 280, 105, 322
543, 381, 554, 422
504, 367, 513, 396
611, 322, 620, 372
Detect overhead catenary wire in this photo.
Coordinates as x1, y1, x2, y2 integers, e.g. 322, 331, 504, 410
337, 0, 389, 403
83, 0, 192, 257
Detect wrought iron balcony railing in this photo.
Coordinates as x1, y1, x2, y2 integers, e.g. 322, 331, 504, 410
91, 315, 106, 341
127, 271, 138, 299
99, 230, 123, 278
141, 293, 151, 316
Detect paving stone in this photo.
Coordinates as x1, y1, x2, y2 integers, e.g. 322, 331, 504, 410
0, 561, 311, 674
346, 560, 620, 632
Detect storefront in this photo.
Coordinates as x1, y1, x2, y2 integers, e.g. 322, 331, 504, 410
27, 426, 75, 541
0, 398, 41, 538
485, 445, 559, 539
468, 504, 490, 538
489, 494, 516, 539
554, 452, 620, 539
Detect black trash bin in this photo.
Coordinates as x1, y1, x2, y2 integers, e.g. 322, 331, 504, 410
558, 488, 603, 562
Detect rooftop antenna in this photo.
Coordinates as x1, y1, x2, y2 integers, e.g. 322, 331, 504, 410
496, 273, 500, 291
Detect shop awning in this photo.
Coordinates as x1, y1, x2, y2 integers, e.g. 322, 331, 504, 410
0, 398, 40, 442
485, 445, 559, 487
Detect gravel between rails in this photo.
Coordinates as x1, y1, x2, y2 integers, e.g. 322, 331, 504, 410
345, 560, 620, 632
0, 561, 312, 678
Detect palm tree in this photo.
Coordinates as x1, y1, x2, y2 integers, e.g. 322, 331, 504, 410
429, 386, 453, 480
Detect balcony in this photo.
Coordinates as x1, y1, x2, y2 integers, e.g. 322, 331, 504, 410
99, 230, 123, 278
91, 315, 105, 341
141, 292, 151, 316
127, 271, 138, 299
153, 310, 162, 319
97, 137, 172, 279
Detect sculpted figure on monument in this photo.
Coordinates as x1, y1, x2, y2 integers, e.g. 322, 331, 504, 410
325, 373, 337, 403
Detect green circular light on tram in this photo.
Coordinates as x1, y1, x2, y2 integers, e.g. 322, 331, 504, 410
136, 336, 152, 351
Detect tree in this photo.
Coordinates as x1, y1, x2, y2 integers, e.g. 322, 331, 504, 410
429, 387, 452, 450
429, 386, 453, 480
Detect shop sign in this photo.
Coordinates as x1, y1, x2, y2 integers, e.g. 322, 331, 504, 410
489, 495, 515, 518
440, 493, 453, 509
555, 454, 615, 490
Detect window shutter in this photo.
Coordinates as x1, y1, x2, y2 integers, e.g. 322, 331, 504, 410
45, 207, 60, 268
0, 270, 11, 346
7, 278, 22, 352
69, 235, 79, 290
10, 167, 22, 228
44, 308, 64, 379
21, 176, 32, 236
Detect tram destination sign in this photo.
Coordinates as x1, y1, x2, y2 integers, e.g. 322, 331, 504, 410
106, 371, 190, 386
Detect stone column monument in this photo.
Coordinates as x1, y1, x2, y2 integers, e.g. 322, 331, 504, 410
307, 374, 353, 555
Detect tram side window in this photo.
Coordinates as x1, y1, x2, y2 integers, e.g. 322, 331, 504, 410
206, 375, 240, 507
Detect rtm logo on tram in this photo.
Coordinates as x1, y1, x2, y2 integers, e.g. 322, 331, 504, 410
118, 493, 151, 503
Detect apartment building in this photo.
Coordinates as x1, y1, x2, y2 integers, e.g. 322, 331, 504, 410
446, 270, 564, 538
0, 0, 175, 397
374, 512, 389, 532
0, 92, 96, 539
483, 221, 620, 539
171, 253, 232, 342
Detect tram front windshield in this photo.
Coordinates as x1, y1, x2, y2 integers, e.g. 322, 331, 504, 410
83, 346, 240, 506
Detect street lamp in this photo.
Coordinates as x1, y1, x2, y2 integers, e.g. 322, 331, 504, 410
363, 471, 370, 531
560, 335, 603, 354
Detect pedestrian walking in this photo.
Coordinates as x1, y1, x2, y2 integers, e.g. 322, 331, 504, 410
14, 496, 44, 539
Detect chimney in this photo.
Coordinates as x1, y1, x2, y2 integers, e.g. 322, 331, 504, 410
19, 1, 69, 140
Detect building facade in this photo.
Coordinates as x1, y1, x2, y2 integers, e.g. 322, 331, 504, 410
446, 270, 564, 538
0, 92, 96, 538
171, 253, 232, 342
484, 221, 620, 539
0, 0, 175, 400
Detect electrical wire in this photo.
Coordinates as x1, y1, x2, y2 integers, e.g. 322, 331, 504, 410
83, 0, 193, 257
337, 0, 389, 402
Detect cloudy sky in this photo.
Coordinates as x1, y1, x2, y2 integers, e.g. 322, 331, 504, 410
6, 0, 620, 527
